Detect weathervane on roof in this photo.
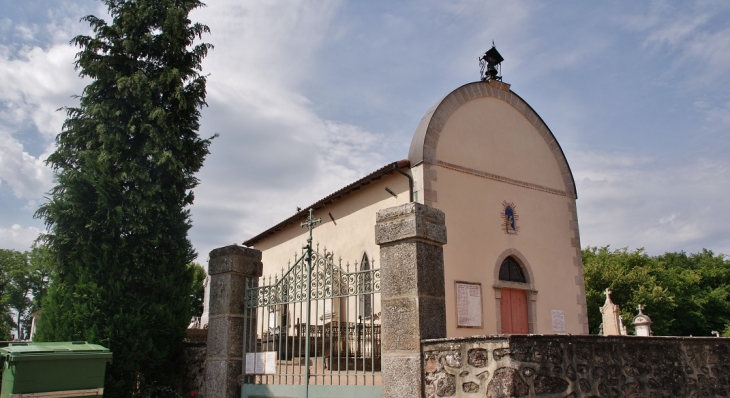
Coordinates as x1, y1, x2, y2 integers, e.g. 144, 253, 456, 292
479, 41, 504, 82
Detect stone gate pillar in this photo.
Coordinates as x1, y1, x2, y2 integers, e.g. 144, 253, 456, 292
376, 203, 447, 398
206, 245, 262, 398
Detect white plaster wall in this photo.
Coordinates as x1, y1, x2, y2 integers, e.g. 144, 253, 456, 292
253, 174, 410, 271
431, 94, 583, 336
435, 96, 565, 191
251, 174, 410, 325
433, 168, 581, 336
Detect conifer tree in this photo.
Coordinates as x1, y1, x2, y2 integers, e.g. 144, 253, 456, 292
35, 0, 213, 395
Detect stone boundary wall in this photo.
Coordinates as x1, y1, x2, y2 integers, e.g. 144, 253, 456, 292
182, 339, 207, 398
422, 335, 730, 398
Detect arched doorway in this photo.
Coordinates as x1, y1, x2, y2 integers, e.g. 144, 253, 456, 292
497, 256, 530, 334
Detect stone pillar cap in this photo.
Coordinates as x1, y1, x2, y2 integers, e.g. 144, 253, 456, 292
375, 203, 446, 245
208, 245, 263, 276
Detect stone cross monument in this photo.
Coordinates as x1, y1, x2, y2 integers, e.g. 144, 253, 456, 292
632, 304, 653, 336
599, 289, 627, 336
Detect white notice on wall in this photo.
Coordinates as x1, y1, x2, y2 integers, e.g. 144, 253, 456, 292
456, 282, 482, 328
245, 353, 256, 374
255, 352, 266, 374
265, 351, 277, 374
245, 351, 277, 374
551, 310, 566, 333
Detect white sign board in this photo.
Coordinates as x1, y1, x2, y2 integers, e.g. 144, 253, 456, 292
551, 310, 565, 333
244, 353, 256, 374
245, 351, 277, 374
455, 282, 482, 328
265, 351, 276, 374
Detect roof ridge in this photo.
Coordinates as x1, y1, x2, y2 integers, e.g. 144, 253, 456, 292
243, 159, 410, 246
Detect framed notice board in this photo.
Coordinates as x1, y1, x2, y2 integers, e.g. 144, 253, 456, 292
455, 281, 483, 328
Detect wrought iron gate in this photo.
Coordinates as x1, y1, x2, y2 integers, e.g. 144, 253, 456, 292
241, 210, 382, 398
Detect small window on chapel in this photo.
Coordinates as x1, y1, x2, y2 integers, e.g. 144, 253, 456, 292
499, 256, 526, 283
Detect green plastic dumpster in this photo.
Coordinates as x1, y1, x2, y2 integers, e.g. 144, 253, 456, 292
0, 341, 112, 398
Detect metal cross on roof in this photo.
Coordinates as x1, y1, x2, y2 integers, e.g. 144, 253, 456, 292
301, 208, 321, 244
636, 304, 644, 314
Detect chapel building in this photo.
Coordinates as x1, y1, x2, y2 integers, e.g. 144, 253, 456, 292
239, 77, 588, 337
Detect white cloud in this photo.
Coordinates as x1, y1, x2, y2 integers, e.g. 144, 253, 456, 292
621, 1, 730, 88
191, 0, 342, 90
0, 39, 82, 202
575, 151, 730, 255
187, 0, 392, 260
0, 42, 83, 137
0, 129, 53, 199
0, 224, 42, 251
15, 25, 37, 42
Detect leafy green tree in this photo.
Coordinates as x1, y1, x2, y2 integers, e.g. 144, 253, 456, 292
17, 244, 55, 339
34, 0, 213, 395
0, 250, 22, 339
7, 254, 33, 340
0, 245, 55, 340
583, 246, 730, 336
583, 247, 675, 335
188, 263, 206, 319
653, 250, 730, 336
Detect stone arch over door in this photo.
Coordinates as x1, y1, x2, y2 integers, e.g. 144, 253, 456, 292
493, 249, 537, 334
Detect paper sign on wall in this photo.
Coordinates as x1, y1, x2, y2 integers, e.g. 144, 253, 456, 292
551, 310, 565, 333
245, 351, 277, 374
265, 351, 276, 374
455, 282, 482, 328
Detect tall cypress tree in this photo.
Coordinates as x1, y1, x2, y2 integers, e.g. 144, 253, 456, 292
35, 0, 213, 395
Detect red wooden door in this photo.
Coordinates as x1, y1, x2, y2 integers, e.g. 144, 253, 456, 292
500, 289, 528, 334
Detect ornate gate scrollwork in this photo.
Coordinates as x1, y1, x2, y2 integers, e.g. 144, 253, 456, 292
242, 210, 382, 397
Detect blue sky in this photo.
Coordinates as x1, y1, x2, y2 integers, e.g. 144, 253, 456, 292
1, 0, 729, 263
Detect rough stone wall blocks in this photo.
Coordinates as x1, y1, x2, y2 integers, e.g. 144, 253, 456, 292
377, 203, 448, 398
205, 245, 263, 398
422, 335, 730, 398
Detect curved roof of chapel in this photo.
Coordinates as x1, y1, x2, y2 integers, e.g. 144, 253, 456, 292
408, 80, 577, 198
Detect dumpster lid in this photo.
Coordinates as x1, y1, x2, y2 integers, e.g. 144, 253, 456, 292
0, 341, 111, 357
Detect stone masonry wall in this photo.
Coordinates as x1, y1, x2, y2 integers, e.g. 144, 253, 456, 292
182, 340, 207, 398
422, 335, 730, 398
